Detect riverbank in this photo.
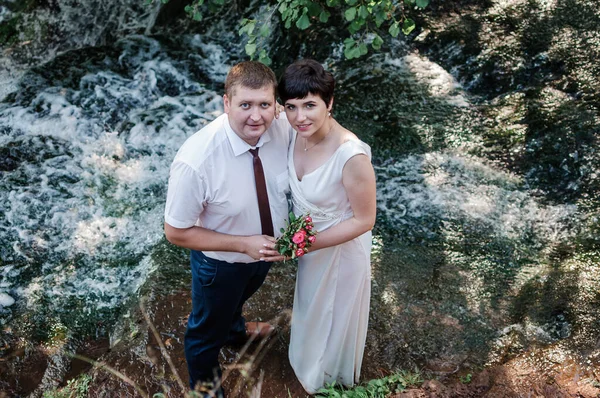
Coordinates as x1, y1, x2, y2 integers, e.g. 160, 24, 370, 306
4, 268, 599, 397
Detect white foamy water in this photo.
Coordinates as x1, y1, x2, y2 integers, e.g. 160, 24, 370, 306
0, 35, 231, 325
376, 152, 577, 247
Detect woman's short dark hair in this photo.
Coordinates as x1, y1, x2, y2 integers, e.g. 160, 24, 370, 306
278, 59, 335, 106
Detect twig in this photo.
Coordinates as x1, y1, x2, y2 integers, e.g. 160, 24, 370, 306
250, 370, 264, 398
139, 299, 188, 394
70, 353, 149, 398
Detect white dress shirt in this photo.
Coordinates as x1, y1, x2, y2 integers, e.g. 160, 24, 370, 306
164, 113, 292, 263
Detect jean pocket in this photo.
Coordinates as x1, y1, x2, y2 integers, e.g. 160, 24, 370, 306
192, 252, 218, 287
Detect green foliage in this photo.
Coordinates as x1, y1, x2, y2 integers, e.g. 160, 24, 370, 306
315, 369, 424, 397
459, 373, 472, 384
43, 374, 92, 398
154, 0, 429, 61
238, 15, 275, 65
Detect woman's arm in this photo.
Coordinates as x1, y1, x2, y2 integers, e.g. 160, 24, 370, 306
307, 153, 376, 252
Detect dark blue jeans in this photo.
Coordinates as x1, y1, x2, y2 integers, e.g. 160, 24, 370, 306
184, 250, 271, 395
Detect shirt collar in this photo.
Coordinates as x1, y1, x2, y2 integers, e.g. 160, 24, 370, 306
223, 115, 272, 157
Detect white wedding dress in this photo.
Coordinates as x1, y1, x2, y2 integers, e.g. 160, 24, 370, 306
288, 131, 372, 394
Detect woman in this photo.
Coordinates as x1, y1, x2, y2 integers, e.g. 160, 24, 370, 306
278, 59, 377, 393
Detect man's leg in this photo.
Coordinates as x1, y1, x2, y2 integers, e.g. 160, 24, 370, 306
185, 251, 260, 395
227, 261, 271, 343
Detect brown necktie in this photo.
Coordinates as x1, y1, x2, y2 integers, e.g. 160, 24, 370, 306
249, 148, 274, 236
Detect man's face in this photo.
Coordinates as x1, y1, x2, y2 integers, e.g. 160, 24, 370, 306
223, 85, 276, 146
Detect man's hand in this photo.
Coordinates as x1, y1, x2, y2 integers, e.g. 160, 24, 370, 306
274, 102, 284, 119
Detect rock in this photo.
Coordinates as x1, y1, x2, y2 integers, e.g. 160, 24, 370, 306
0, 293, 15, 307
422, 379, 449, 397
472, 370, 491, 390
391, 389, 427, 398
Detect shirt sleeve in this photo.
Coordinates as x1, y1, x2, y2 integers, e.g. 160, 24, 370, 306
164, 160, 207, 229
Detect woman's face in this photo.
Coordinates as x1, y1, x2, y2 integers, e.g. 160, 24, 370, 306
284, 93, 332, 138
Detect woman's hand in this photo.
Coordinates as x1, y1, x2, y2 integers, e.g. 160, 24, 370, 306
259, 240, 288, 262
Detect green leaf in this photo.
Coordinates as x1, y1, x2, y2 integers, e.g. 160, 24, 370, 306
344, 44, 360, 59
296, 12, 310, 29
259, 50, 272, 66
389, 21, 400, 37
402, 18, 415, 35
247, 21, 256, 35
358, 5, 368, 19
416, 0, 429, 7
211, 0, 224, 5
193, 11, 202, 21
345, 0, 358, 5
344, 7, 357, 21
307, 2, 322, 16
184, 4, 192, 12
245, 42, 257, 56
348, 18, 363, 34
319, 9, 330, 22
259, 23, 270, 37
161, 0, 169, 4
372, 33, 383, 50
358, 42, 368, 55
278, 2, 288, 13
326, 0, 340, 5
375, 10, 386, 27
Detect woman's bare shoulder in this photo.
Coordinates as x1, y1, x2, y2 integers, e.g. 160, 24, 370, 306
340, 126, 359, 143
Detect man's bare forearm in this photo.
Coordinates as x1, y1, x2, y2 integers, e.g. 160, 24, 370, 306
164, 223, 280, 261
164, 223, 246, 252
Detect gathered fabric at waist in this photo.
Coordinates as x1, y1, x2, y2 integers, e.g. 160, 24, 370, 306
292, 197, 353, 223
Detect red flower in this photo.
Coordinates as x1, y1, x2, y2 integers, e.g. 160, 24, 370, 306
308, 235, 316, 244
292, 230, 306, 244
295, 248, 305, 257
305, 216, 312, 223
305, 225, 312, 231
297, 241, 306, 249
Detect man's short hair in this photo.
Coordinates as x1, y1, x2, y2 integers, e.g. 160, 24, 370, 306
278, 59, 335, 106
224, 61, 277, 98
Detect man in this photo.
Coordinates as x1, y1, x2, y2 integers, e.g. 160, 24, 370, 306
164, 61, 291, 395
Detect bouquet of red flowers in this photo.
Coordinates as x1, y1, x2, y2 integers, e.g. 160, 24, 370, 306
276, 212, 317, 259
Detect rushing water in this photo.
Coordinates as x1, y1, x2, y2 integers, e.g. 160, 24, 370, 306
0, 34, 236, 339
1, 0, 599, 394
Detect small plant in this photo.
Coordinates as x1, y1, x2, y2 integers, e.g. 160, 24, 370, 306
43, 374, 92, 398
460, 373, 473, 384
316, 368, 424, 398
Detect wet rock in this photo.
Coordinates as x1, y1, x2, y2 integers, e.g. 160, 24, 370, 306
0, 293, 15, 307
471, 370, 491, 390
392, 388, 429, 398
422, 379, 449, 397
392, 388, 428, 398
